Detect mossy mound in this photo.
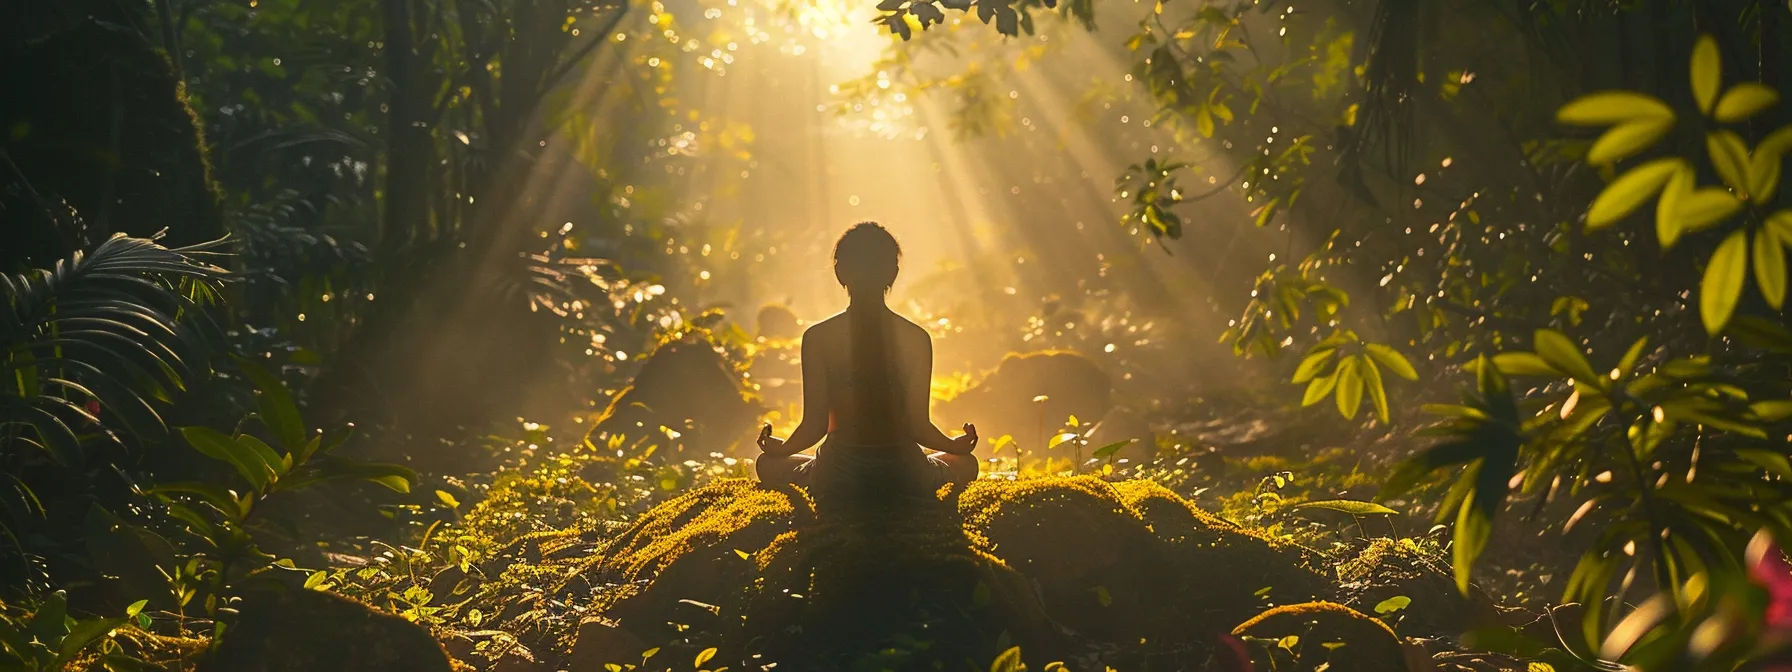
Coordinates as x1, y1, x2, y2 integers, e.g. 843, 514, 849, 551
580, 476, 1345, 669
1230, 601, 1408, 671
589, 339, 765, 455
202, 587, 454, 672
1335, 537, 1503, 637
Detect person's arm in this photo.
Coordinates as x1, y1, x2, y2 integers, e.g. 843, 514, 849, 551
908, 332, 977, 455
760, 329, 828, 457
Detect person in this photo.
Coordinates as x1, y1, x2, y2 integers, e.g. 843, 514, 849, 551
756, 222, 979, 506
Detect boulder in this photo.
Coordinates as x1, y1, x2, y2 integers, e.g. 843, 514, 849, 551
201, 587, 453, 672
589, 338, 765, 455
581, 476, 1337, 670
935, 351, 1112, 454
1230, 601, 1409, 671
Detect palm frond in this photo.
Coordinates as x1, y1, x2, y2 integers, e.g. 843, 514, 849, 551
1, 234, 227, 463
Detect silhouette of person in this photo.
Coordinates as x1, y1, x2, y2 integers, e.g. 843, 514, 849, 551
756, 222, 979, 505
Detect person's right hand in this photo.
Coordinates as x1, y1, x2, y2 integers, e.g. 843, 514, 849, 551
758, 423, 785, 454
952, 423, 978, 453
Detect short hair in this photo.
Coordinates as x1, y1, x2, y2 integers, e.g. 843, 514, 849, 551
832, 222, 901, 296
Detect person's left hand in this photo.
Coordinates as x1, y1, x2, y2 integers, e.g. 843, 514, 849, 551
758, 423, 786, 453
952, 423, 978, 452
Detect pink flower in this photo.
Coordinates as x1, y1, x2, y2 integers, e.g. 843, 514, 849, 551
1748, 532, 1792, 631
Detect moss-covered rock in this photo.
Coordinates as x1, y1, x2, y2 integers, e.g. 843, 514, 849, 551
1231, 601, 1408, 671
202, 587, 454, 672
573, 476, 1344, 670
1335, 537, 1504, 637
589, 339, 765, 455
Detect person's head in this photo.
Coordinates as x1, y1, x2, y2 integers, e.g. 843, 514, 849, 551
833, 222, 901, 301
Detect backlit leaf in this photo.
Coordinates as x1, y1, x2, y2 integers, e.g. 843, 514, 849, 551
1715, 83, 1779, 122
1556, 91, 1674, 125
1373, 595, 1411, 615
1292, 347, 1336, 383
1675, 188, 1743, 235
1303, 371, 1339, 407
1489, 352, 1559, 377
1334, 356, 1363, 419
1361, 355, 1390, 423
1692, 35, 1721, 114
1586, 158, 1682, 229
1533, 329, 1600, 387
1588, 118, 1674, 165
1364, 343, 1419, 380
1293, 499, 1399, 516
1757, 228, 1788, 309
1707, 130, 1752, 194
1702, 230, 1750, 334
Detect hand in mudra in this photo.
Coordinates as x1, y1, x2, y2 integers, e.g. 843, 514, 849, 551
758, 423, 784, 453
953, 423, 978, 452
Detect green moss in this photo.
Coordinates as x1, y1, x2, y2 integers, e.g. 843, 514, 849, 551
1231, 601, 1407, 671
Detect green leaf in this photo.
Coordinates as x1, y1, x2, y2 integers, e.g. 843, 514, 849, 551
1291, 347, 1337, 383
236, 435, 286, 480
1302, 371, 1339, 407
147, 481, 245, 521
1532, 329, 1600, 387
180, 427, 271, 490
1751, 145, 1784, 202
1751, 400, 1792, 422
59, 617, 126, 663
990, 646, 1025, 672
1489, 352, 1559, 377
1657, 164, 1695, 248
1701, 230, 1750, 335
279, 457, 416, 494
237, 360, 307, 453
1757, 228, 1788, 309
1292, 499, 1399, 516
1091, 440, 1132, 461
1675, 188, 1742, 234
1587, 158, 1682, 229
695, 646, 717, 668
1715, 83, 1778, 122
1692, 35, 1721, 114
1453, 466, 1494, 594
1707, 130, 1752, 194
1335, 356, 1363, 420
1373, 595, 1412, 615
1364, 343, 1419, 380
1615, 336, 1650, 375
435, 490, 462, 509
1361, 355, 1391, 423
1556, 91, 1674, 125
1588, 118, 1674, 165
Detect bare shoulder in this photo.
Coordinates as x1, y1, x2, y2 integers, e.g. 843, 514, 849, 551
890, 313, 933, 347
800, 313, 848, 346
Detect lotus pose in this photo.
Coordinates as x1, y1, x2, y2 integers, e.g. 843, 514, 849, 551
756, 222, 979, 504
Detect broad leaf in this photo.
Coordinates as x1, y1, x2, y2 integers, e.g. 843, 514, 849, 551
1701, 230, 1750, 334
1588, 118, 1674, 165
1692, 35, 1721, 114
1335, 355, 1363, 419
181, 426, 271, 490
1364, 343, 1419, 380
1586, 158, 1682, 229
1706, 130, 1752, 194
238, 360, 307, 452
1714, 83, 1779, 122
1293, 499, 1398, 516
1533, 329, 1600, 387
1758, 228, 1789, 309
1556, 91, 1674, 125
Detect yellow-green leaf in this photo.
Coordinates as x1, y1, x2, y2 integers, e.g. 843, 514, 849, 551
1490, 352, 1560, 377
1658, 165, 1694, 248
695, 647, 717, 668
1769, 210, 1792, 244
1303, 371, 1339, 407
1692, 35, 1721, 114
1715, 83, 1778, 123
1676, 188, 1743, 235
1752, 146, 1784, 202
1556, 91, 1674, 125
1587, 158, 1682, 229
1762, 125, 1792, 158
1702, 230, 1750, 334
1292, 347, 1337, 383
1757, 228, 1788, 309
1361, 355, 1390, 423
1534, 329, 1601, 386
1335, 356, 1364, 420
1707, 130, 1752, 194
1365, 343, 1419, 380
1588, 118, 1675, 165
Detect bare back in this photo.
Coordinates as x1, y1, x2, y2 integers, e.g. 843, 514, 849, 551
799, 309, 935, 446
